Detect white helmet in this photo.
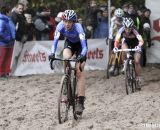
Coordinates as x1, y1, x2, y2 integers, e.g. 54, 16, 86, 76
62, 10, 77, 22
55, 12, 64, 22
122, 17, 134, 28
57, 12, 63, 18
143, 23, 150, 29
115, 8, 124, 18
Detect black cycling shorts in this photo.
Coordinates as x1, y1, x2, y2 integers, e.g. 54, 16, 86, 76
124, 38, 139, 49
64, 39, 87, 62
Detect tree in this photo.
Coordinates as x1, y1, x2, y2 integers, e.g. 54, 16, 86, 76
1, 0, 145, 17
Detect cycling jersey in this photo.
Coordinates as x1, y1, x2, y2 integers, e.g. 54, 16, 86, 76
114, 26, 144, 48
109, 16, 123, 40
51, 21, 88, 56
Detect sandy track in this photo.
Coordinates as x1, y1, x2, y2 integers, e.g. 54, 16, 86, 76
0, 66, 160, 130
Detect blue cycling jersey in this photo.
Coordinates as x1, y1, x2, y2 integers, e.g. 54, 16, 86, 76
51, 21, 88, 56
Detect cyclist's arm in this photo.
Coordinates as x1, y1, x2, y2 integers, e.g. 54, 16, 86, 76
109, 17, 116, 39
114, 27, 124, 48
133, 28, 144, 47
79, 33, 88, 56
51, 31, 60, 54
51, 22, 63, 54
76, 23, 88, 55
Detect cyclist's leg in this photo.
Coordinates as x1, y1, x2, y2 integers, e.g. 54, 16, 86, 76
63, 40, 73, 69
63, 48, 72, 59
74, 41, 86, 114
134, 52, 143, 88
109, 39, 116, 73
75, 61, 86, 114
76, 61, 86, 96
121, 42, 128, 73
134, 52, 141, 77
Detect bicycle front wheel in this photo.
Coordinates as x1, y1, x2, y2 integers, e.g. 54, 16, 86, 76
58, 75, 70, 124
125, 60, 135, 94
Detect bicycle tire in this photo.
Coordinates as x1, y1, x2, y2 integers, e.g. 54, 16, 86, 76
114, 58, 120, 76
106, 53, 114, 79
131, 62, 136, 92
58, 75, 71, 124
72, 77, 79, 119
125, 59, 134, 95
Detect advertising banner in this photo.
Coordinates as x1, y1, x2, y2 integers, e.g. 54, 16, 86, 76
13, 39, 108, 76
146, 0, 160, 63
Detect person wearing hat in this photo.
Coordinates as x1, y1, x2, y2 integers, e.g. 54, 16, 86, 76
34, 6, 55, 40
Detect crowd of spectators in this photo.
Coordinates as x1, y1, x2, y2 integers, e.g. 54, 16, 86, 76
0, 0, 152, 77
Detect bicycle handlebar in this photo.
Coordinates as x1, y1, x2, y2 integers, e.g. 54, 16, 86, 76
116, 48, 140, 52
50, 57, 78, 62
49, 57, 82, 71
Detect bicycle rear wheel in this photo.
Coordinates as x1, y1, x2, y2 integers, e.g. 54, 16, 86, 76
125, 60, 135, 94
58, 75, 70, 124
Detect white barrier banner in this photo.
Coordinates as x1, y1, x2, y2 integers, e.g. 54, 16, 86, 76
146, 0, 160, 63
13, 39, 108, 76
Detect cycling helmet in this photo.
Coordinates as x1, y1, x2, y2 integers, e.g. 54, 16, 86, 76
143, 23, 150, 29
62, 10, 77, 22
122, 17, 134, 28
115, 8, 124, 18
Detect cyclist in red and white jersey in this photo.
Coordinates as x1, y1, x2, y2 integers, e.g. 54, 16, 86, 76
113, 17, 144, 80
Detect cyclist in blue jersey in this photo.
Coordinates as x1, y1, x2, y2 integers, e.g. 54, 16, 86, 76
49, 10, 88, 115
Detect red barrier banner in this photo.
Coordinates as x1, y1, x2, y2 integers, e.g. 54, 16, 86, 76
0, 46, 13, 76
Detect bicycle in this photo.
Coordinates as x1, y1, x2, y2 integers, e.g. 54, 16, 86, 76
116, 48, 141, 95
49, 57, 81, 124
106, 49, 124, 78
106, 39, 124, 79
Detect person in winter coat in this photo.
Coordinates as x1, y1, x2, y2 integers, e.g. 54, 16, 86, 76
0, 4, 15, 77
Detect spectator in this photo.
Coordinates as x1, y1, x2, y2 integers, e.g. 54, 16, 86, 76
10, 3, 28, 74
78, 18, 92, 39
94, 9, 109, 38
24, 13, 36, 41
48, 9, 56, 40
127, 3, 141, 31
12, 0, 28, 13
110, 6, 116, 17
122, 3, 129, 17
55, 12, 63, 25
86, 0, 100, 38
34, 6, 55, 40
141, 8, 151, 67
0, 4, 15, 77
141, 8, 151, 47
18, 0, 28, 12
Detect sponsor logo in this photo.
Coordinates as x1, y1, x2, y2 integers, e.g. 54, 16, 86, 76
22, 50, 46, 62
153, 18, 160, 32
87, 48, 103, 59
152, 18, 160, 41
